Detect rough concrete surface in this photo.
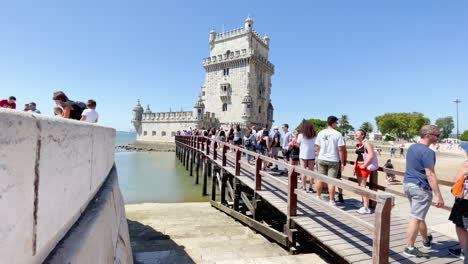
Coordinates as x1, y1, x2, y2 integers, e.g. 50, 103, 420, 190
126, 203, 325, 264
0, 108, 116, 264
45, 167, 133, 264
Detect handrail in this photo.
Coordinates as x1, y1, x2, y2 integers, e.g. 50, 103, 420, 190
175, 135, 394, 263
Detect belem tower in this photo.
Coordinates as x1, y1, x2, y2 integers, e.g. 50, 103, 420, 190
132, 17, 274, 142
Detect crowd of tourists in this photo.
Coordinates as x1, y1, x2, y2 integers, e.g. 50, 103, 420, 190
1, 92, 99, 123
178, 121, 467, 260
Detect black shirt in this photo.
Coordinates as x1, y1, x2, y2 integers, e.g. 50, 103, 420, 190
65, 100, 86, 120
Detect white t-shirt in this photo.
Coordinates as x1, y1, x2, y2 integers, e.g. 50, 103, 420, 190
282, 131, 293, 149
297, 134, 316, 160
82, 109, 99, 123
315, 128, 345, 162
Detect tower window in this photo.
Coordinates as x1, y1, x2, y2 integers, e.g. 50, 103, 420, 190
258, 106, 261, 113
222, 103, 228, 111
223, 68, 229, 76
152, 131, 156, 136
162, 131, 166, 136
202, 91, 205, 96
143, 131, 148, 136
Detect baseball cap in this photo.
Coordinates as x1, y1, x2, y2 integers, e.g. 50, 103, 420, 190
460, 143, 468, 152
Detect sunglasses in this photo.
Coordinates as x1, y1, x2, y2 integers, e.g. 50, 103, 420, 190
431, 134, 440, 138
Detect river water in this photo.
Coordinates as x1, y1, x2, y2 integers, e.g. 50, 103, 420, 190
115, 132, 209, 204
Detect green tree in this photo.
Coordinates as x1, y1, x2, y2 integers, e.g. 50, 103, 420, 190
338, 115, 354, 135
461, 130, 468, 141
297, 119, 327, 132
360, 122, 373, 134
375, 112, 430, 140
435, 116, 454, 139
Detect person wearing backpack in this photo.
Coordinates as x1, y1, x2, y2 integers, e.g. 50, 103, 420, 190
52, 91, 86, 120
447, 143, 468, 260
243, 129, 256, 164
354, 129, 377, 214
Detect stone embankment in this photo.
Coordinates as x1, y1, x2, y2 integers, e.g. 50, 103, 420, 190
116, 141, 176, 152
126, 203, 325, 264
0, 108, 132, 264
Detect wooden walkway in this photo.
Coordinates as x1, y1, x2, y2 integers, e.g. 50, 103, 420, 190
175, 136, 463, 264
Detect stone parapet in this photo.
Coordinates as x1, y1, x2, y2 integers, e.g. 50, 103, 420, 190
0, 108, 117, 264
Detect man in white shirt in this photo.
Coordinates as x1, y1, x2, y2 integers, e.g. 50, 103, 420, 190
81, 99, 99, 123
281, 124, 293, 175
315, 116, 347, 206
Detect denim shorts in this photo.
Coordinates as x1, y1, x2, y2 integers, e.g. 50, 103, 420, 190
404, 183, 433, 221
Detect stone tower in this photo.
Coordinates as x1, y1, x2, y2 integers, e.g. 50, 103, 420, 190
201, 16, 274, 129
131, 99, 144, 133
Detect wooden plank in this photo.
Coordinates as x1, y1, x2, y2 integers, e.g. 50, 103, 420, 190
287, 168, 298, 217
210, 200, 289, 247
240, 192, 255, 215
373, 197, 392, 264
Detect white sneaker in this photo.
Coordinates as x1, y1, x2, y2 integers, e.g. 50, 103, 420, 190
385, 179, 390, 184
357, 207, 371, 214
315, 195, 322, 201
329, 200, 337, 207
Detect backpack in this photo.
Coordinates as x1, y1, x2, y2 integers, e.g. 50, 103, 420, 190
363, 143, 379, 171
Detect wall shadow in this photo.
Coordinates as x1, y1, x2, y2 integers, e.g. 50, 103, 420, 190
127, 219, 196, 264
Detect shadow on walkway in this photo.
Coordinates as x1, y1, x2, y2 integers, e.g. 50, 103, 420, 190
127, 219, 196, 264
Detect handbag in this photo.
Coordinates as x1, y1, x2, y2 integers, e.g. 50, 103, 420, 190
451, 170, 468, 199
363, 144, 379, 171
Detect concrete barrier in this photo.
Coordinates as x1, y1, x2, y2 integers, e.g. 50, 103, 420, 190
44, 166, 132, 264
0, 109, 117, 264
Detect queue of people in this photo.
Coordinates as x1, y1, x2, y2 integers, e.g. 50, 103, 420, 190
177, 122, 466, 260
1, 92, 99, 123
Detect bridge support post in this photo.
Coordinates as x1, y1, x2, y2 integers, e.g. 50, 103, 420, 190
211, 166, 218, 201
220, 170, 227, 205
185, 149, 190, 171
284, 220, 298, 253
372, 197, 392, 264
233, 178, 241, 211
195, 153, 200, 184
202, 159, 209, 196
182, 147, 186, 166
369, 171, 378, 209
189, 150, 194, 176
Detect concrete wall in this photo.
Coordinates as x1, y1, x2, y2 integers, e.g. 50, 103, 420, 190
0, 108, 125, 264
45, 167, 132, 264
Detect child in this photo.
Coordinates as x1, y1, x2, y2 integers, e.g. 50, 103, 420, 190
53, 107, 63, 117
80, 99, 99, 123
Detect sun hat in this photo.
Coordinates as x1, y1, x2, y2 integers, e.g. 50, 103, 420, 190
460, 143, 468, 152
273, 126, 279, 130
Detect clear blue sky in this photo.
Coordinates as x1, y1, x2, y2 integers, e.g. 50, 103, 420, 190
1, 1, 467, 133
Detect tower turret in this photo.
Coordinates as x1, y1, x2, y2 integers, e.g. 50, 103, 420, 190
209, 28, 216, 49
132, 99, 144, 134
241, 95, 253, 120
264, 34, 270, 47
193, 96, 205, 120
245, 16, 253, 31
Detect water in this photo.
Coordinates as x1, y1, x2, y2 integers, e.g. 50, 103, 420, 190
115, 132, 208, 204
116, 131, 137, 146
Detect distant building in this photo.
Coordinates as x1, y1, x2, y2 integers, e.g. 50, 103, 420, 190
132, 17, 274, 142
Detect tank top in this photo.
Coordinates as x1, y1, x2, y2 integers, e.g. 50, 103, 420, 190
355, 143, 365, 162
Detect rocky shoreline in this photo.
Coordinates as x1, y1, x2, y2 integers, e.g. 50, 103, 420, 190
115, 141, 176, 152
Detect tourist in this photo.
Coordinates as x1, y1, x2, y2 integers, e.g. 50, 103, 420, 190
251, 125, 257, 139
53, 107, 63, 117
390, 145, 396, 158
209, 128, 216, 139
227, 126, 235, 146
256, 127, 265, 153
288, 129, 300, 167
281, 124, 293, 175
297, 120, 317, 193
80, 99, 99, 123
24, 104, 30, 111
52, 91, 86, 120
447, 143, 468, 260
27, 102, 41, 114
270, 126, 281, 171
403, 125, 444, 258
244, 129, 256, 163
260, 130, 271, 169
384, 159, 396, 184
315, 116, 347, 206
218, 130, 226, 142
354, 129, 374, 214
0, 96, 16, 109
233, 125, 243, 147
400, 144, 405, 158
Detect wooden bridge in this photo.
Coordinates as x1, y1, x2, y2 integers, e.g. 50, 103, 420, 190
174, 136, 462, 264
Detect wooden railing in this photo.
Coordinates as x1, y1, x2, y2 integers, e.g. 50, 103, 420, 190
175, 135, 394, 264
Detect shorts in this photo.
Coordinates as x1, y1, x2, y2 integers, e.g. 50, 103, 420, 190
271, 147, 280, 156
282, 148, 290, 160
234, 139, 242, 145
355, 162, 371, 178
404, 183, 433, 221
317, 159, 340, 178
449, 198, 468, 229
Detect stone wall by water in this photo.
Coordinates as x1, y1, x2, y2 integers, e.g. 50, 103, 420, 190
0, 108, 132, 264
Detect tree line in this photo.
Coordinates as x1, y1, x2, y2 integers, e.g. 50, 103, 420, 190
297, 113, 465, 141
